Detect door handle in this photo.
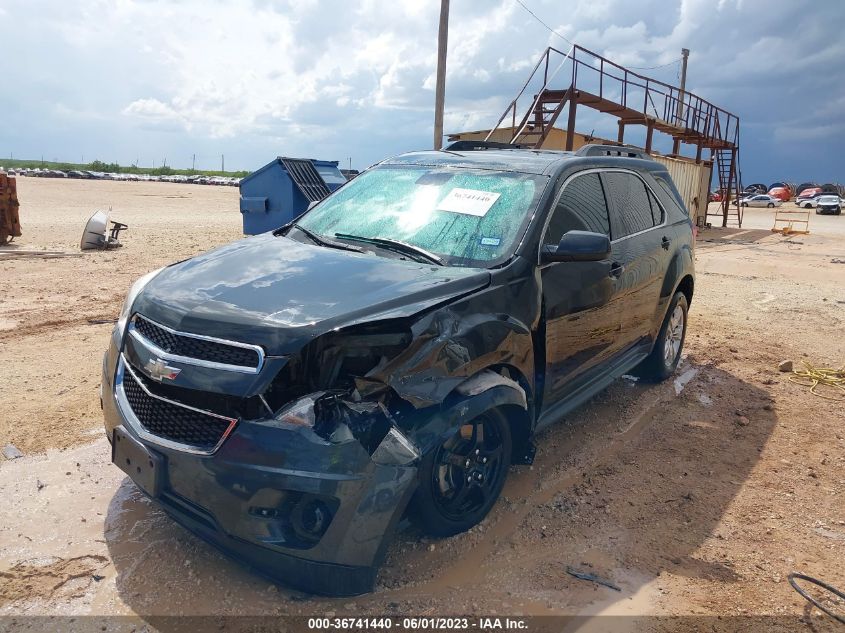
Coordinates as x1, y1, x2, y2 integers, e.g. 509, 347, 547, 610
609, 262, 624, 278
661, 236, 671, 250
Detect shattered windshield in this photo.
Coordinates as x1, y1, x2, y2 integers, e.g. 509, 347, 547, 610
296, 165, 548, 267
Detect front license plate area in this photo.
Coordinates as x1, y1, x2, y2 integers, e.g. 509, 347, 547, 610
112, 426, 162, 497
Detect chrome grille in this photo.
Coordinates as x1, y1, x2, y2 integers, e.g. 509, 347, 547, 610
131, 314, 263, 372
120, 361, 236, 453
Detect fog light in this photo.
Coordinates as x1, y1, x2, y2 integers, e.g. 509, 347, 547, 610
291, 496, 332, 542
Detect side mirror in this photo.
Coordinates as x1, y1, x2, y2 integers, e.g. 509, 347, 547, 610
541, 230, 611, 263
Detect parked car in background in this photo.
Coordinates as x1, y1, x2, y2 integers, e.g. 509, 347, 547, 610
816, 195, 842, 215
796, 194, 822, 209
101, 143, 695, 596
735, 194, 782, 208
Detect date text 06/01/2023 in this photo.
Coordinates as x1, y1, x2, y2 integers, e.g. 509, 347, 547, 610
306, 617, 529, 630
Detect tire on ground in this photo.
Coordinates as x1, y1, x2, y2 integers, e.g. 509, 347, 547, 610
633, 291, 689, 382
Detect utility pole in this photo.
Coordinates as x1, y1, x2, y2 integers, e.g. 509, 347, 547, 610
432, 0, 450, 150
221, 154, 225, 173
672, 48, 690, 155
192, 153, 196, 172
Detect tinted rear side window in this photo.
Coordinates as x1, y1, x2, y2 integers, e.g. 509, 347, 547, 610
646, 187, 664, 225
545, 173, 610, 245
602, 172, 656, 239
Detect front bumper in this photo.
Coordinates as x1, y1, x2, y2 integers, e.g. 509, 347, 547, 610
101, 339, 417, 596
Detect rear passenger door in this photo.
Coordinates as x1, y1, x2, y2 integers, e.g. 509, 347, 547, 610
540, 171, 622, 407
601, 171, 667, 351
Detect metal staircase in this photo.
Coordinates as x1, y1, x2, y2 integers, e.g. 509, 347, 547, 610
511, 88, 573, 147
486, 45, 743, 227
712, 149, 743, 227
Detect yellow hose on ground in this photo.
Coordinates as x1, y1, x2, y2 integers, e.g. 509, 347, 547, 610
789, 362, 845, 401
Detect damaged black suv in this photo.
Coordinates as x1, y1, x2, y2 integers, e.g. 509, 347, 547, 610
101, 143, 694, 596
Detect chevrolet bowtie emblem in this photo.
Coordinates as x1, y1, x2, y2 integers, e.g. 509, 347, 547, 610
145, 358, 181, 382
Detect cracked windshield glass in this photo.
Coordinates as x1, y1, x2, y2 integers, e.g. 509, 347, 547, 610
297, 166, 548, 266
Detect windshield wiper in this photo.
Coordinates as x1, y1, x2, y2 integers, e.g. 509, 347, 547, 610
290, 224, 363, 252
334, 233, 444, 266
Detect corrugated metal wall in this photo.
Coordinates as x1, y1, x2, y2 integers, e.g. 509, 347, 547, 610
652, 154, 712, 224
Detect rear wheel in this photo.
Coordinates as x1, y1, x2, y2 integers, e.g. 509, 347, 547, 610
411, 408, 511, 537
767, 202, 775, 208
634, 291, 688, 382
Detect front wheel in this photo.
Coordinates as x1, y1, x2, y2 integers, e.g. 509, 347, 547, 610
410, 408, 511, 537
634, 291, 688, 382
767, 202, 775, 208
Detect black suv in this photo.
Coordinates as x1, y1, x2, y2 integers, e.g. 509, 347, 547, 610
101, 143, 694, 596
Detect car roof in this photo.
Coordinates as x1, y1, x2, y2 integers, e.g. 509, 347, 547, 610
382, 149, 574, 175
381, 145, 671, 180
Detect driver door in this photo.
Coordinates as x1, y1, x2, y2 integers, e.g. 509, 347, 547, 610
539, 171, 622, 408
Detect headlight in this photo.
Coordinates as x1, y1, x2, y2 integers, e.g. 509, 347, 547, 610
114, 267, 164, 340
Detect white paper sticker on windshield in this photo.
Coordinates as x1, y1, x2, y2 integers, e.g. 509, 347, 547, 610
437, 188, 501, 217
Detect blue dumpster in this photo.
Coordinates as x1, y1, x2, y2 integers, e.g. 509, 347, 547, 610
239, 157, 347, 235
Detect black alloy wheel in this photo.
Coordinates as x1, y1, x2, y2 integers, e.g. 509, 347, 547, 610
411, 409, 511, 537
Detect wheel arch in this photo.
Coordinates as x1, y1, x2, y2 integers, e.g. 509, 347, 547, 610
676, 274, 694, 307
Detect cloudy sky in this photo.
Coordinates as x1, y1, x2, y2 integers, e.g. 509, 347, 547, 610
1, 0, 843, 183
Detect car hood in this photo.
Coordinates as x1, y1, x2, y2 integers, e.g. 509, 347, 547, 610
132, 232, 491, 354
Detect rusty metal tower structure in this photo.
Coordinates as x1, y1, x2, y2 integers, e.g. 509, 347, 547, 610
486, 45, 742, 227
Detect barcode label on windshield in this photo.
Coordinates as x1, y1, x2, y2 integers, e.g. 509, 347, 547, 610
438, 188, 501, 217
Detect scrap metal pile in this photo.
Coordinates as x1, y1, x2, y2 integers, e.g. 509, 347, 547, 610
0, 173, 22, 245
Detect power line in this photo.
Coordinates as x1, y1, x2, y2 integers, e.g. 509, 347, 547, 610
627, 59, 682, 71
514, 0, 682, 72
513, 0, 574, 46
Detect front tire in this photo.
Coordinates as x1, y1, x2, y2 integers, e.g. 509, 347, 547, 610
634, 291, 688, 382
410, 408, 512, 537
767, 202, 775, 208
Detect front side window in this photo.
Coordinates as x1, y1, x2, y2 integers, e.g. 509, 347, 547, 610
296, 165, 548, 267
602, 171, 657, 239
544, 172, 610, 246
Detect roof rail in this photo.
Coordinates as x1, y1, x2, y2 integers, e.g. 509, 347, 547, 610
576, 144, 654, 160
443, 140, 527, 152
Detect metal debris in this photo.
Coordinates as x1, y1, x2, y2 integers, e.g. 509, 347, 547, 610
565, 566, 622, 592
2, 444, 23, 460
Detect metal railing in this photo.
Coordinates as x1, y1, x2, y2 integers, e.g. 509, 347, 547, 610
487, 45, 740, 149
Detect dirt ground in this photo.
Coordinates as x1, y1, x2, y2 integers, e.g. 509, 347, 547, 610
1, 180, 843, 630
